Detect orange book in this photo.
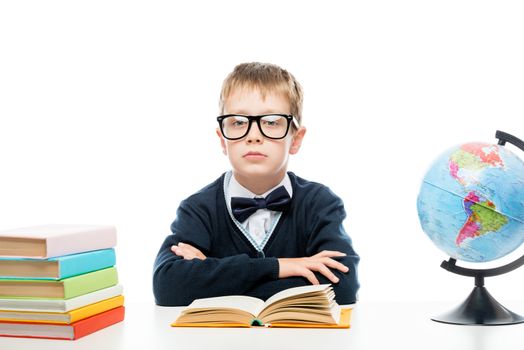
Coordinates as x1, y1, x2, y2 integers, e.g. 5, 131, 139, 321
172, 284, 352, 329
0, 306, 124, 340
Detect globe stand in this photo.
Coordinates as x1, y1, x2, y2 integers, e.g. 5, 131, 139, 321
432, 130, 524, 325
432, 258, 524, 325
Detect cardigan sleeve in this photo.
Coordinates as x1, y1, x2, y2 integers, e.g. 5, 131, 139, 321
152, 198, 280, 306
304, 186, 360, 304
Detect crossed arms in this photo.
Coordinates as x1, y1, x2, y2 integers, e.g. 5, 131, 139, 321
173, 242, 349, 285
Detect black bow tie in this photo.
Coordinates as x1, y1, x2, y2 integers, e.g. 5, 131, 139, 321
231, 186, 291, 222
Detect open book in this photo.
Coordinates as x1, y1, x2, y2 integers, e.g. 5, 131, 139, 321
172, 284, 351, 328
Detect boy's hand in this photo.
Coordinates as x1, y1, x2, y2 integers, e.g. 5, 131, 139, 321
278, 250, 349, 285
171, 242, 207, 260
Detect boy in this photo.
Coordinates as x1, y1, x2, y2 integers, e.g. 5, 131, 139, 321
153, 62, 359, 306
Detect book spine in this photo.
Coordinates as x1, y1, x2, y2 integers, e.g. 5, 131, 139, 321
62, 285, 123, 312
0, 285, 124, 312
73, 306, 125, 340
62, 267, 118, 299
59, 249, 116, 279
69, 295, 125, 324
0, 295, 126, 324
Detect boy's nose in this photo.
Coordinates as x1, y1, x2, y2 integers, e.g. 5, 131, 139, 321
245, 124, 263, 144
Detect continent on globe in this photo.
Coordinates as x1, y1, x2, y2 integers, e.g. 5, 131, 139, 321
456, 191, 509, 246
449, 143, 504, 186
417, 139, 524, 262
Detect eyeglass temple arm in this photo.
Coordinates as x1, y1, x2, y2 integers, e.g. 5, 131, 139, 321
291, 116, 301, 129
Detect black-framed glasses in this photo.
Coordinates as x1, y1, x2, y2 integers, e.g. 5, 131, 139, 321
217, 114, 299, 140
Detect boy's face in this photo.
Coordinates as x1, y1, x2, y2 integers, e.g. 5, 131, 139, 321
217, 87, 306, 186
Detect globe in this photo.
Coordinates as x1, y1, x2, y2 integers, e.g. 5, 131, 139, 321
417, 142, 524, 262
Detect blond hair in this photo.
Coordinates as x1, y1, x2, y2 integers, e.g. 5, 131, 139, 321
219, 62, 304, 126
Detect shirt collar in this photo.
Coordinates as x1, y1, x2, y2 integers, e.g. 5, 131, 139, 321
228, 172, 293, 200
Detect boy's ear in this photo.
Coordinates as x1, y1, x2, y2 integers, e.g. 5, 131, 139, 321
216, 128, 227, 155
289, 127, 306, 155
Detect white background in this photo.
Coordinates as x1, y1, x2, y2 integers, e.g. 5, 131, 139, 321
1, 1, 523, 308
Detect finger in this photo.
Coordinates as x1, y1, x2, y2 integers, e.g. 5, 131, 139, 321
189, 246, 205, 258
171, 245, 195, 260
179, 242, 204, 256
172, 244, 189, 252
176, 243, 195, 255
183, 252, 197, 260
171, 245, 181, 255
183, 245, 206, 260
312, 250, 347, 258
314, 263, 340, 284
172, 246, 188, 258
302, 269, 320, 285
320, 257, 350, 273
178, 242, 192, 250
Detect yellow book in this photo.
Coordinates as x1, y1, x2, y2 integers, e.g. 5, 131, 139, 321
0, 295, 124, 324
172, 284, 351, 329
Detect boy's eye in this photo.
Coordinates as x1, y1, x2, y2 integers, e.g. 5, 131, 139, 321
229, 116, 248, 127
261, 115, 283, 127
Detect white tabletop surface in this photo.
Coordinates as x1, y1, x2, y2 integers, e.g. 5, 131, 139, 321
1, 300, 524, 350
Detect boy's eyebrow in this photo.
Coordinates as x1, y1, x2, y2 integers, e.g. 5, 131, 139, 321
227, 110, 249, 115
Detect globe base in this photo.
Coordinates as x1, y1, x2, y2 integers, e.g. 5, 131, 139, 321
432, 285, 524, 325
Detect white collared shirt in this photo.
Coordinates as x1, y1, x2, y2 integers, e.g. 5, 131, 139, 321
226, 173, 293, 246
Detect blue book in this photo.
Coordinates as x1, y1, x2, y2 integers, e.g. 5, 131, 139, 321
0, 249, 116, 280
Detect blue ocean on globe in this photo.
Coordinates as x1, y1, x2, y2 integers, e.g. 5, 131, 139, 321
417, 142, 524, 262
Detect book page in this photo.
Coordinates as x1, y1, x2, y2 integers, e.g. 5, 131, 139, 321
263, 284, 331, 309
261, 306, 340, 325
185, 295, 264, 317
0, 238, 45, 257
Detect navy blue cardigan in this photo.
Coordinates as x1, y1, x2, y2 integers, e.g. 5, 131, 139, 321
153, 172, 360, 306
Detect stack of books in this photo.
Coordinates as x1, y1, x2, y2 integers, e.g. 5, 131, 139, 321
0, 224, 125, 340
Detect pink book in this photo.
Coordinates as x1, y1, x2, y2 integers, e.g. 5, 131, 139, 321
0, 225, 117, 259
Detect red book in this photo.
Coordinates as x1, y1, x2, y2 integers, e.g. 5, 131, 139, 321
0, 306, 124, 340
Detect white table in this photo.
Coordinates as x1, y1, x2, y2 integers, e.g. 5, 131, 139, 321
1, 301, 523, 350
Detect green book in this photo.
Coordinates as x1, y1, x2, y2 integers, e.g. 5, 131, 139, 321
0, 267, 118, 299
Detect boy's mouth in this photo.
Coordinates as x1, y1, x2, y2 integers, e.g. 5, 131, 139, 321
243, 151, 267, 158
